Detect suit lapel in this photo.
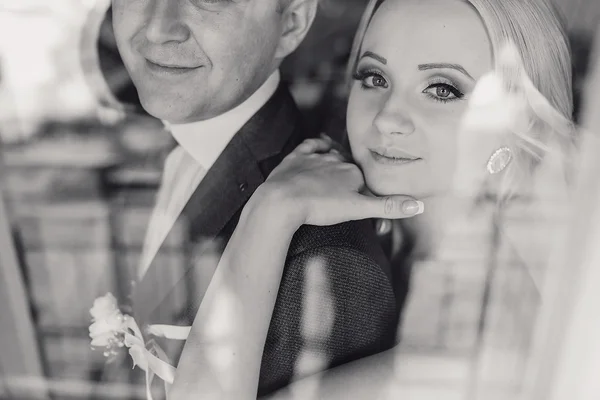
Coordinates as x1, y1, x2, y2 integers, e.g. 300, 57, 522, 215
182, 133, 264, 242
132, 85, 305, 325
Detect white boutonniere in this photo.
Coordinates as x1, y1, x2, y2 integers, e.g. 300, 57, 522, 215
88, 293, 143, 362
89, 293, 191, 399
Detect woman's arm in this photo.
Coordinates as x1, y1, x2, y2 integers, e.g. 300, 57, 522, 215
169, 139, 421, 400
170, 187, 300, 400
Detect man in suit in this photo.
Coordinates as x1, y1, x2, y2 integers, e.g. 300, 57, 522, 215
111, 0, 404, 396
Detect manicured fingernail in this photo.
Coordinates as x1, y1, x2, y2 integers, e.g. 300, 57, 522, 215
402, 200, 425, 215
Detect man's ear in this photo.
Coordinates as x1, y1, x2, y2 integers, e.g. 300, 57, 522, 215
275, 0, 318, 60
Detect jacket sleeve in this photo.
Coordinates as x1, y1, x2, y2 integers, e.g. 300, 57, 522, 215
257, 244, 400, 397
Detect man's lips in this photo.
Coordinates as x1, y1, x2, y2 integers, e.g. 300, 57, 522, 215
145, 59, 202, 72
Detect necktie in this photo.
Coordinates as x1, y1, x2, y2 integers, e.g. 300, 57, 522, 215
138, 146, 206, 279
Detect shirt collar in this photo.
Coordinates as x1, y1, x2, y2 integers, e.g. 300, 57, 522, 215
164, 69, 281, 169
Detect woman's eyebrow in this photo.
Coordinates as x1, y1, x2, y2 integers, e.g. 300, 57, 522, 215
360, 51, 387, 65
418, 63, 474, 80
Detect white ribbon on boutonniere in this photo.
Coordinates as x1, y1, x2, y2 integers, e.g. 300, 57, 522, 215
89, 293, 191, 400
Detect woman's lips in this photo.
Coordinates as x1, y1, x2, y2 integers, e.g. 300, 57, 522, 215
369, 148, 422, 166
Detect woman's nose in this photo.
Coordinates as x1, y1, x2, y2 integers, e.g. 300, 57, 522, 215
373, 104, 416, 136
145, 0, 190, 44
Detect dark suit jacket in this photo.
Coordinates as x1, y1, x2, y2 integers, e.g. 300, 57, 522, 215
130, 84, 401, 397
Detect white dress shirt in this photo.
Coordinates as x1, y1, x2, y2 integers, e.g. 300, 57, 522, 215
138, 70, 281, 279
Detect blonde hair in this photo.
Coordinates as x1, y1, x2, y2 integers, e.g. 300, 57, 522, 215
348, 0, 572, 118
346, 0, 576, 198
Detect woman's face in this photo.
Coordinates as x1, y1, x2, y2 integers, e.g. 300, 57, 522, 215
347, 0, 493, 198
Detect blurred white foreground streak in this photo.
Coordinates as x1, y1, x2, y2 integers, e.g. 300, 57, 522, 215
452, 41, 575, 208
0, 0, 124, 144
522, 27, 600, 400
447, 41, 577, 400
447, 41, 576, 294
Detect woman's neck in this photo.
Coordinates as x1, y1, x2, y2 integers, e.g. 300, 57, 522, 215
396, 196, 448, 260
396, 193, 483, 261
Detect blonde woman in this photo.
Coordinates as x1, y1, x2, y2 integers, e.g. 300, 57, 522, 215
171, 0, 575, 398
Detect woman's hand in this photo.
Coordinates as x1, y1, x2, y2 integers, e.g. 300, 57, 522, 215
258, 136, 424, 227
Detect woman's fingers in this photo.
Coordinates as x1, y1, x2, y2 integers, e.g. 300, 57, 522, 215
320, 132, 334, 143
321, 133, 354, 161
343, 194, 425, 221
295, 138, 333, 155
319, 151, 346, 163
294, 133, 352, 161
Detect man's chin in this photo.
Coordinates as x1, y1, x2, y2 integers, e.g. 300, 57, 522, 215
137, 94, 200, 123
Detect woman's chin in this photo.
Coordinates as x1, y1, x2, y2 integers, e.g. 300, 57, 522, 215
365, 178, 432, 200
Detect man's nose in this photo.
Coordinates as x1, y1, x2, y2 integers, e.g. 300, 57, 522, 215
145, 0, 190, 44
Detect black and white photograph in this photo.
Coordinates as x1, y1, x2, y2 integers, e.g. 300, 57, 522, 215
1, 0, 600, 399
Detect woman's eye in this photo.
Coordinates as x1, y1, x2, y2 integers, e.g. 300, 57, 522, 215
423, 83, 464, 103
353, 70, 389, 89
435, 86, 452, 98
364, 74, 388, 88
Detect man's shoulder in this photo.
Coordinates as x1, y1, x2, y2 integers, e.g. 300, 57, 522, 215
239, 83, 314, 172
287, 220, 389, 272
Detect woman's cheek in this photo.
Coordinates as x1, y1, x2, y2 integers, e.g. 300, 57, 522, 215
347, 98, 372, 144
